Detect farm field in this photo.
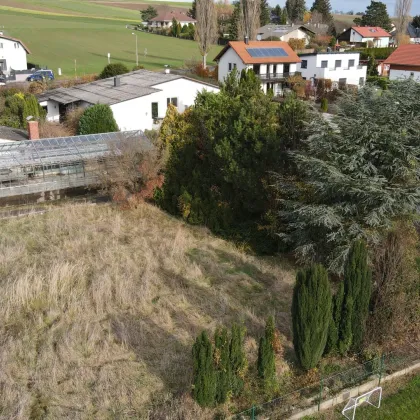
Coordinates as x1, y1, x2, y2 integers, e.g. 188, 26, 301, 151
0, 8, 221, 75
0, 201, 294, 418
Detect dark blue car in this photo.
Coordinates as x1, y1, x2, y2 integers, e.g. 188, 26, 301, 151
26, 70, 54, 82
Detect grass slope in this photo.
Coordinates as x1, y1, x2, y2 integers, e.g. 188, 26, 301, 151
1, 8, 221, 74
0, 202, 294, 418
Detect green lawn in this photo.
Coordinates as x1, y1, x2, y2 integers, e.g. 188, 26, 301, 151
1, 8, 221, 75
354, 376, 420, 419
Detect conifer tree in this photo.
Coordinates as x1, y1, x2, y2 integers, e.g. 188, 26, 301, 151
188, 0, 197, 19
192, 331, 216, 406
229, 324, 247, 396
281, 7, 288, 24
310, 0, 333, 23
257, 316, 277, 392
260, 0, 271, 26
286, 0, 306, 23
292, 265, 332, 370
356, 1, 392, 32
214, 327, 231, 404
325, 282, 344, 354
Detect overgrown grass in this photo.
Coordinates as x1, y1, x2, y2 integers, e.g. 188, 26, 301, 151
0, 202, 294, 418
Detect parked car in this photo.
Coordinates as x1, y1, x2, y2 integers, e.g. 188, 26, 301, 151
26, 70, 54, 82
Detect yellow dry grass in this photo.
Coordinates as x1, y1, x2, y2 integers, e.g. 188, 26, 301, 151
0, 202, 295, 419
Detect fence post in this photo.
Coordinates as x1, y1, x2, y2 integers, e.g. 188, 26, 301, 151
251, 405, 255, 420
318, 376, 323, 411
379, 354, 385, 385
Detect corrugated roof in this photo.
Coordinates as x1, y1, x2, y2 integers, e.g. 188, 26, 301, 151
384, 44, 420, 67
257, 24, 315, 39
38, 70, 182, 106
352, 26, 391, 38
0, 34, 31, 54
214, 41, 301, 64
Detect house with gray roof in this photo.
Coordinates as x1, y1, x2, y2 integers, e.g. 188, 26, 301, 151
38, 69, 219, 131
257, 24, 315, 43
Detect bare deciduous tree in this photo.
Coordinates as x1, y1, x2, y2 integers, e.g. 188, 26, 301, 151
241, 0, 260, 41
195, 0, 218, 69
395, 0, 413, 43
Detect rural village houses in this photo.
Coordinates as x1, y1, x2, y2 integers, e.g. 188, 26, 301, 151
256, 25, 315, 43
146, 10, 196, 29
37, 69, 219, 131
337, 26, 391, 48
215, 40, 301, 96
0, 32, 30, 76
384, 44, 420, 81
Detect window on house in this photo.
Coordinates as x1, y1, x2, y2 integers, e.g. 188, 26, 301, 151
359, 77, 365, 86
14, 43, 17, 48
411, 72, 415, 77
0, 43, 3, 49
339, 78, 347, 88
167, 97, 178, 107
321, 60, 328, 68
349, 59, 355, 67
151, 102, 158, 119
335, 60, 342, 68
233, 63, 237, 69
301, 60, 307, 69
228, 63, 232, 71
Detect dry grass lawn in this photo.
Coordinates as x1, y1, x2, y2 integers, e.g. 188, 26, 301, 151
0, 202, 294, 419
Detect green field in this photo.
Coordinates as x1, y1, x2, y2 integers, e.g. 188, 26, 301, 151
0, 8, 221, 75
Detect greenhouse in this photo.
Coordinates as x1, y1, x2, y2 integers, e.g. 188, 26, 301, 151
0, 130, 151, 199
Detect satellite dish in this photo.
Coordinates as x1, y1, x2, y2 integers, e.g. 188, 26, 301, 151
256, 34, 262, 41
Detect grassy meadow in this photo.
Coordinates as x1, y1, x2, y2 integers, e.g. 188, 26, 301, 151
0, 202, 294, 418
0, 3, 220, 76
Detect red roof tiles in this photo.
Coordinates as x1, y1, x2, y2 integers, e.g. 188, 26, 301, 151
214, 41, 301, 64
352, 26, 391, 38
384, 44, 420, 67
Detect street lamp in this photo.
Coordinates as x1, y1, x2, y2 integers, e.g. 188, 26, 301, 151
132, 32, 138, 66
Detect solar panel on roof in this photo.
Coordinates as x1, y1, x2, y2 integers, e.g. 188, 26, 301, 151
247, 47, 288, 58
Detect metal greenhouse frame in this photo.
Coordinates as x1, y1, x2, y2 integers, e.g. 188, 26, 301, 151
0, 130, 151, 198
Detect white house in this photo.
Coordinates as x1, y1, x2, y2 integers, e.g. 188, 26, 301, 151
337, 26, 391, 48
0, 33, 30, 76
214, 40, 301, 95
148, 10, 196, 29
257, 24, 315, 43
37, 70, 219, 131
384, 44, 420, 81
297, 52, 368, 87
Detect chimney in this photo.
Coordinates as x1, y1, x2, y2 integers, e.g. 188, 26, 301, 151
244, 35, 249, 45
28, 121, 39, 141
114, 76, 120, 87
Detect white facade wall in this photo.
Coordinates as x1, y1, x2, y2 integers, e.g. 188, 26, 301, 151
0, 37, 28, 75
389, 69, 420, 81
297, 53, 367, 86
149, 20, 195, 28
217, 47, 249, 83
111, 78, 219, 131
349, 30, 389, 47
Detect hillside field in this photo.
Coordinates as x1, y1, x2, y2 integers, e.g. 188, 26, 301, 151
0, 5, 221, 76
0, 202, 295, 418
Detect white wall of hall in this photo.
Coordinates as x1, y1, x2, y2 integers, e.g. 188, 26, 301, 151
0, 37, 28, 75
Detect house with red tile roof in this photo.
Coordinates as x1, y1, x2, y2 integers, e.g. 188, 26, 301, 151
337, 27, 391, 48
384, 44, 420, 81
0, 33, 30, 76
214, 40, 301, 95
147, 10, 196, 29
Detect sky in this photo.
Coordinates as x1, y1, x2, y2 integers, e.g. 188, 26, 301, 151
268, 1, 420, 15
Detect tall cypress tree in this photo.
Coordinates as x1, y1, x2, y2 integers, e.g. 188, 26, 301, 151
187, 0, 196, 19
338, 241, 372, 354
292, 264, 332, 370
229, 324, 247, 396
257, 316, 277, 392
325, 282, 344, 354
260, 0, 271, 26
286, 0, 306, 23
214, 327, 231, 404
310, 0, 333, 23
192, 331, 216, 406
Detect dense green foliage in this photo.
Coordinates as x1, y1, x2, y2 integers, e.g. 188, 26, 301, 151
286, 0, 306, 23
366, 76, 390, 90
413, 16, 420, 29
214, 327, 231, 404
310, 0, 333, 23
188, 0, 197, 19
320, 97, 328, 112
159, 70, 309, 252
140, 6, 158, 22
260, 0, 271, 26
292, 265, 332, 370
354, 1, 392, 32
78, 104, 119, 135
359, 47, 395, 60
99, 62, 130, 79
229, 324, 247, 396
192, 332, 216, 406
325, 281, 344, 354
257, 317, 277, 393
0, 93, 46, 129
274, 80, 420, 272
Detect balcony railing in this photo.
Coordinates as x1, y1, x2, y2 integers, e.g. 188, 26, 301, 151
257, 72, 298, 80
